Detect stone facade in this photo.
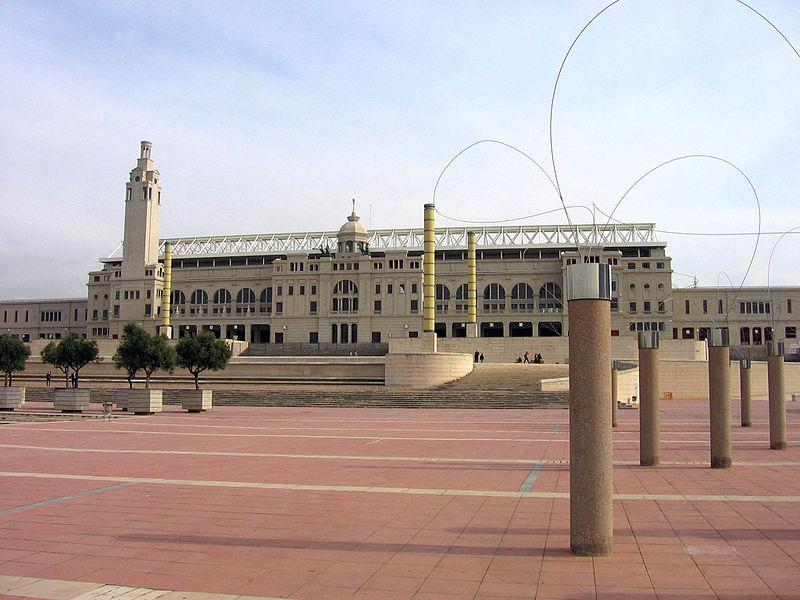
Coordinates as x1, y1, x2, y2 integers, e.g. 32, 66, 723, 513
1, 142, 799, 356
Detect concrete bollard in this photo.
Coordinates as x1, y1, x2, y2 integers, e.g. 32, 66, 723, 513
708, 329, 732, 469
767, 341, 787, 450
567, 263, 613, 556
739, 359, 751, 427
611, 362, 618, 428
638, 331, 660, 466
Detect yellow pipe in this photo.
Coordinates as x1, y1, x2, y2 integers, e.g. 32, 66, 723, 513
423, 204, 435, 333
161, 242, 173, 330
467, 231, 476, 324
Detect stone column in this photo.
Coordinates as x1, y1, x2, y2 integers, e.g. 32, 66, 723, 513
768, 341, 787, 450
466, 231, 478, 338
567, 262, 613, 556
158, 241, 174, 339
611, 361, 618, 428
638, 331, 660, 466
739, 359, 751, 427
708, 328, 732, 469
422, 203, 437, 352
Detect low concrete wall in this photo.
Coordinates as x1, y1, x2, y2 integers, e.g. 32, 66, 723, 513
658, 359, 800, 400
391, 336, 704, 364
17, 355, 385, 387
385, 352, 474, 388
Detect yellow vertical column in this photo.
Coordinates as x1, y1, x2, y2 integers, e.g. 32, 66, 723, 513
467, 231, 478, 338
422, 204, 437, 352
159, 242, 173, 339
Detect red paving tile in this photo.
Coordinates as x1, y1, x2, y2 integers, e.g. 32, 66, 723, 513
0, 398, 798, 599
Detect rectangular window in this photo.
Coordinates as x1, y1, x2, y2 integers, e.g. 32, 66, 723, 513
718, 299, 723, 314
288, 286, 294, 296
629, 302, 636, 313
788, 299, 793, 314
786, 326, 797, 339
375, 284, 381, 294
124, 291, 129, 300
387, 284, 393, 294
146, 290, 151, 299
276, 302, 283, 314
657, 301, 665, 313
309, 332, 318, 343
144, 304, 151, 315
299, 286, 305, 295
685, 300, 690, 314
411, 283, 418, 294
372, 332, 381, 343
656, 262, 664, 269
135, 291, 140, 299
113, 305, 119, 317
610, 297, 619, 312
311, 285, 317, 295
643, 301, 651, 313
277, 286, 283, 296
310, 301, 317, 314
628, 262, 635, 270
374, 300, 382, 313
93, 310, 98, 319
410, 299, 419, 312
642, 262, 650, 269
102, 310, 108, 319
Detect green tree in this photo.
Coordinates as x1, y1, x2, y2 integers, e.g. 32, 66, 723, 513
175, 330, 232, 390
141, 334, 176, 389
41, 333, 100, 388
0, 334, 31, 386
112, 322, 150, 388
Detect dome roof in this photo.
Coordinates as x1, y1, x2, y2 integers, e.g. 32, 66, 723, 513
338, 210, 368, 237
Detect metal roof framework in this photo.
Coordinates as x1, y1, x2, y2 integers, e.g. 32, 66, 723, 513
104, 223, 661, 261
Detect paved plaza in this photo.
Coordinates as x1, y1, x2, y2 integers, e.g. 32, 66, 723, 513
0, 398, 798, 599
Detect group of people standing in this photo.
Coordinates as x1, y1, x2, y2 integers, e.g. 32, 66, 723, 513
518, 351, 544, 364
473, 350, 484, 363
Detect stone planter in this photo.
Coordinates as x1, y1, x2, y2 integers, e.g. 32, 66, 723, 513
181, 389, 213, 413
0, 387, 25, 411
114, 389, 129, 411
120, 389, 162, 415
54, 388, 91, 413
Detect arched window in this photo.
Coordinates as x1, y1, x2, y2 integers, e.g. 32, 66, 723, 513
511, 283, 534, 311
483, 284, 506, 311
539, 282, 562, 312
483, 284, 506, 300
333, 280, 358, 295
171, 290, 186, 305
454, 283, 469, 312
236, 288, 256, 304
332, 279, 358, 313
213, 288, 232, 304
435, 284, 450, 301
258, 287, 272, 314
190, 289, 208, 305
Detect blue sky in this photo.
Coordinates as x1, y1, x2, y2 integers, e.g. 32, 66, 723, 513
1, 0, 798, 298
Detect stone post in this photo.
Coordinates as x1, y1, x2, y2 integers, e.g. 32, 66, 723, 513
739, 359, 751, 427
767, 341, 787, 450
638, 331, 660, 466
611, 361, 618, 428
567, 262, 613, 556
422, 203, 437, 352
467, 231, 478, 338
158, 241, 174, 339
708, 328, 732, 469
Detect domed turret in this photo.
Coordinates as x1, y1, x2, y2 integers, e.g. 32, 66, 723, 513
337, 199, 370, 255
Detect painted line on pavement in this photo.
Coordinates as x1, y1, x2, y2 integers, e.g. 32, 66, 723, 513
1, 471, 799, 503
518, 464, 543, 492
2, 445, 798, 467
0, 482, 135, 516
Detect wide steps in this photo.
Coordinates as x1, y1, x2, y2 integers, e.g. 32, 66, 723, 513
23, 387, 568, 409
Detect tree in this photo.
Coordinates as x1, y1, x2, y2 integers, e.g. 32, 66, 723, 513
112, 322, 150, 388
175, 330, 232, 390
141, 334, 176, 389
41, 333, 100, 388
0, 334, 31, 387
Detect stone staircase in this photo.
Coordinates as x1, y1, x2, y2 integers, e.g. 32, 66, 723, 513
24, 387, 568, 409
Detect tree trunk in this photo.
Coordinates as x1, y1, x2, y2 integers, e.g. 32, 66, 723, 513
194, 372, 200, 390
128, 375, 133, 389
145, 373, 151, 389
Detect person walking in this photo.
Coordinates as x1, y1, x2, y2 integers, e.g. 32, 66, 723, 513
45, 371, 51, 386
524, 351, 530, 364
474, 350, 480, 363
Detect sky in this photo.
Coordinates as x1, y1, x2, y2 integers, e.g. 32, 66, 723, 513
1, 0, 798, 299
